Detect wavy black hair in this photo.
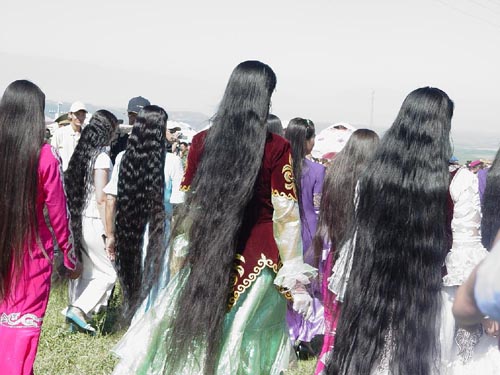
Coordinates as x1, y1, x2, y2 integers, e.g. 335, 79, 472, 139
481, 148, 500, 250
327, 87, 454, 375
115, 105, 168, 319
166, 60, 276, 374
0, 80, 45, 301
284, 117, 316, 203
314, 129, 379, 265
65, 110, 118, 260
267, 113, 283, 136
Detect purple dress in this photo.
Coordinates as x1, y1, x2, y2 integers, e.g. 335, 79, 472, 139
301, 158, 326, 264
287, 158, 326, 344
477, 167, 489, 204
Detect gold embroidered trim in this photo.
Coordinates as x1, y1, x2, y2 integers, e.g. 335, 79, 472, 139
283, 155, 297, 196
180, 185, 190, 192
228, 253, 279, 309
271, 189, 297, 202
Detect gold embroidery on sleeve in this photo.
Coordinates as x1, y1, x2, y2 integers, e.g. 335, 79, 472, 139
283, 155, 296, 195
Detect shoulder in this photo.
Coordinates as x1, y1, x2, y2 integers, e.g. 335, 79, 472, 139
191, 130, 207, 148
450, 167, 478, 197
95, 151, 112, 169
452, 167, 477, 186
265, 132, 291, 156
39, 143, 59, 164
38, 144, 62, 173
56, 125, 72, 135
115, 150, 126, 164
306, 158, 326, 173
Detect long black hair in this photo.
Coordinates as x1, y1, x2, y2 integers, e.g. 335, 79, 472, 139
166, 60, 276, 374
314, 129, 379, 264
284, 117, 316, 203
115, 105, 168, 319
327, 87, 454, 375
481, 148, 500, 250
65, 110, 118, 260
0, 80, 45, 301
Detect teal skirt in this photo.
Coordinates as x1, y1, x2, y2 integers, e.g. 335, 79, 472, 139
112, 267, 293, 375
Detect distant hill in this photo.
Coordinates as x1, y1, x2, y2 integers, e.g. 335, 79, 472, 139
314, 121, 499, 163
45, 100, 210, 130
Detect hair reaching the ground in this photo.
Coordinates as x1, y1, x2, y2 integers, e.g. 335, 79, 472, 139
115, 105, 168, 319
0, 80, 45, 301
481, 148, 500, 250
327, 87, 454, 375
165, 60, 276, 375
65, 110, 117, 260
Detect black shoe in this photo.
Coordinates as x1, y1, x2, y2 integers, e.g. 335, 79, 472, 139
296, 341, 316, 360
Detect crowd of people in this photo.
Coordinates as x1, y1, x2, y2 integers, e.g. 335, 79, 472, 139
0, 60, 500, 375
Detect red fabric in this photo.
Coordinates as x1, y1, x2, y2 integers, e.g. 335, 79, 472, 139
181, 131, 297, 308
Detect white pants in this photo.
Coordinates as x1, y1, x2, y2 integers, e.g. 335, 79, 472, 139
68, 216, 117, 316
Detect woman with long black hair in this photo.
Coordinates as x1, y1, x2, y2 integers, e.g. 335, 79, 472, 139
112, 60, 316, 375
443, 145, 500, 374
0, 80, 78, 374
314, 128, 380, 375
481, 148, 500, 251
284, 118, 326, 354
103, 105, 184, 323
64, 110, 118, 333
326, 87, 454, 375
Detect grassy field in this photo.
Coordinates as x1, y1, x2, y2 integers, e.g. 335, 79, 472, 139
34, 281, 317, 374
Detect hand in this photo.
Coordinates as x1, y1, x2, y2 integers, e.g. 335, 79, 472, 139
291, 285, 313, 320
482, 318, 500, 338
67, 260, 83, 279
105, 236, 116, 261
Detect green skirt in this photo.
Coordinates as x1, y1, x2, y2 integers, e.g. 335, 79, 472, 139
112, 267, 293, 375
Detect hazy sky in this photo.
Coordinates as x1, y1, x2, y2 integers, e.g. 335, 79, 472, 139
1, 0, 500, 141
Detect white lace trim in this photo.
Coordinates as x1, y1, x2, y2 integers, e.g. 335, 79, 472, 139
328, 235, 356, 302
443, 244, 488, 286
0, 312, 43, 328
273, 256, 317, 290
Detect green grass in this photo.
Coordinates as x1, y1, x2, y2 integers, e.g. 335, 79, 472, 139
35, 281, 317, 375
34, 281, 123, 375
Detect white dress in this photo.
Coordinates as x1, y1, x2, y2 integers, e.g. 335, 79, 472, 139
332, 168, 499, 375
442, 167, 500, 375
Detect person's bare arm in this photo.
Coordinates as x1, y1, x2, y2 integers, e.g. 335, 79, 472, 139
104, 194, 117, 261
453, 266, 484, 327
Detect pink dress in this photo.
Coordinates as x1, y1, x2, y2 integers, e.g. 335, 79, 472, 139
0, 144, 76, 375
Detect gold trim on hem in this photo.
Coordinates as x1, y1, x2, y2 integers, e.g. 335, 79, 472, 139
228, 253, 279, 310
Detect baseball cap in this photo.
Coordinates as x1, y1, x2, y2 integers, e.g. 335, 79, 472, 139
69, 101, 87, 113
469, 160, 482, 168
127, 96, 150, 114
167, 121, 181, 132
55, 113, 70, 125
